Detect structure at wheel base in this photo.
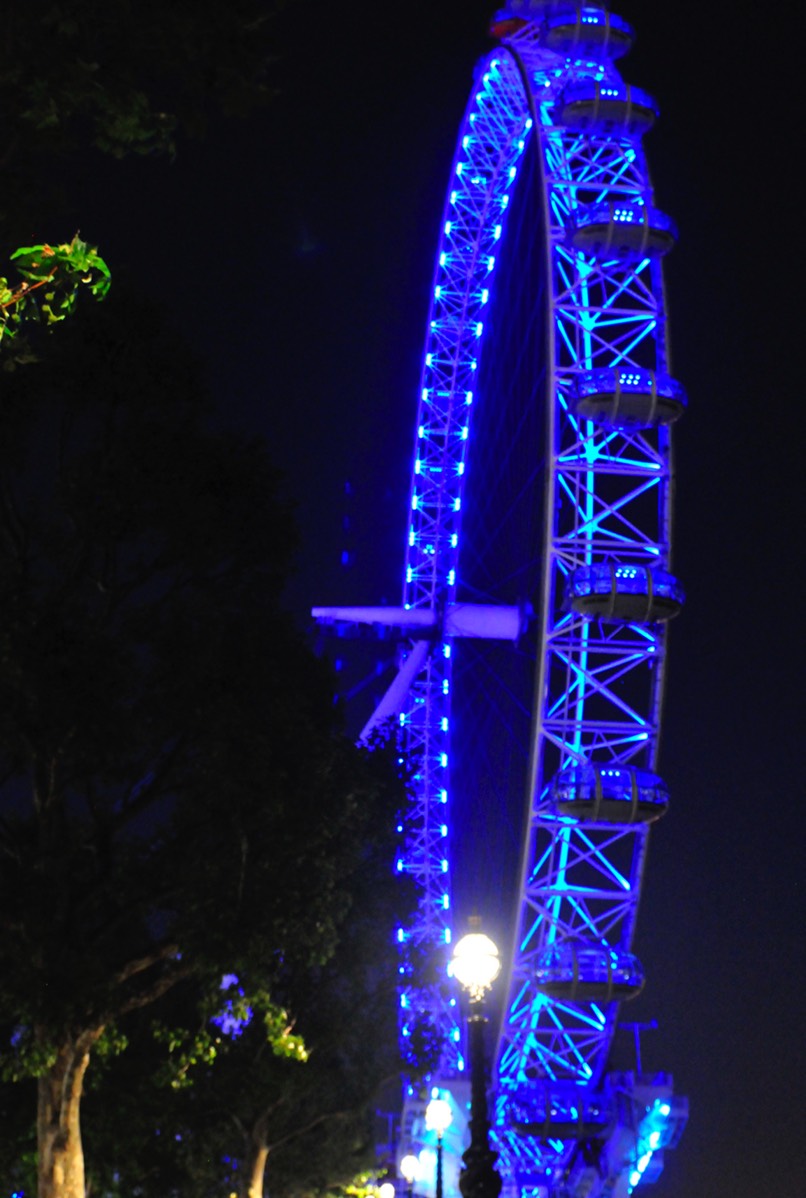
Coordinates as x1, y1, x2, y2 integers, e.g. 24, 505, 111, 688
314, 3, 688, 1196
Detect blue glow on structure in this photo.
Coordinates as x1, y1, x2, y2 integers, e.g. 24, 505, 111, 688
392, 9, 685, 1192
626, 1098, 686, 1192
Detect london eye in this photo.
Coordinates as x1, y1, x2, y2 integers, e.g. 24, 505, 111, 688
314, 3, 688, 1194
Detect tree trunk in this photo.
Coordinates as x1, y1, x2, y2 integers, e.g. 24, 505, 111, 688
37, 1029, 101, 1198
242, 1140, 269, 1198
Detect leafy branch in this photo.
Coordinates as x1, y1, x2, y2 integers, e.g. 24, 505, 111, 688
152, 982, 308, 1091
0, 234, 110, 361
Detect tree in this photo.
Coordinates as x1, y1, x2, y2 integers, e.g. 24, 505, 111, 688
0, 1, 285, 246
0, 290, 406, 1197
76, 799, 426, 1198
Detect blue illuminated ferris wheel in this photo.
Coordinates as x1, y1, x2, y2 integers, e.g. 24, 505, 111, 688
315, 2, 688, 1194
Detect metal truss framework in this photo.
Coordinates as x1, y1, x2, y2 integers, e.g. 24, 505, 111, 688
394, 8, 683, 1194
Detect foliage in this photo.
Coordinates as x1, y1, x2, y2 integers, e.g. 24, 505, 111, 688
0, 235, 110, 364
151, 982, 308, 1092
0, 0, 281, 156
77, 747, 423, 1197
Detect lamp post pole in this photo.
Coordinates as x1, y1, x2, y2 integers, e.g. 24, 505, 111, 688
452, 924, 503, 1198
436, 1129, 445, 1198
460, 1003, 502, 1198
425, 1095, 453, 1198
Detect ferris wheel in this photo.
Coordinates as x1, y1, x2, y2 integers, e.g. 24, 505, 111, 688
315, 2, 688, 1194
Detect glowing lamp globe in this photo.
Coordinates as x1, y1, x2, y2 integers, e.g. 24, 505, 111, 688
452, 932, 501, 1001
379, 1184, 395, 1198
400, 1155, 420, 1185
425, 1096, 453, 1138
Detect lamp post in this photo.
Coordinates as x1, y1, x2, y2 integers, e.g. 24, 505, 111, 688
425, 1094, 453, 1198
452, 925, 503, 1198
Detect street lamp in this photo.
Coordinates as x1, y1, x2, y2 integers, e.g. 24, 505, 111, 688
425, 1094, 453, 1198
452, 925, 503, 1198
400, 1154, 420, 1198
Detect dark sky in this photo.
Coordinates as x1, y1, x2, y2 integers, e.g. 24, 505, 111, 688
52, 3, 802, 1196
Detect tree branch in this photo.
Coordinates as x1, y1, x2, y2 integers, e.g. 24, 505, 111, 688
113, 942, 181, 988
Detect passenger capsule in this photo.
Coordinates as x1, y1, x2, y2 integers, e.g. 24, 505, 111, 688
508, 1084, 614, 1140
551, 763, 669, 824
535, 940, 645, 1002
544, 7, 633, 60
558, 80, 658, 136
565, 563, 685, 622
571, 368, 687, 428
571, 201, 677, 262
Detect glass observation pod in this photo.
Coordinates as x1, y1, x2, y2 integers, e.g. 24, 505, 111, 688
544, 5, 634, 60
557, 79, 659, 136
571, 367, 687, 429
551, 762, 670, 824
534, 940, 645, 1002
570, 201, 677, 262
565, 563, 685, 622
508, 1086, 614, 1140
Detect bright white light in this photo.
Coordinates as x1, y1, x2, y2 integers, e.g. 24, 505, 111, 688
425, 1096, 453, 1137
451, 931, 501, 1000
400, 1155, 420, 1185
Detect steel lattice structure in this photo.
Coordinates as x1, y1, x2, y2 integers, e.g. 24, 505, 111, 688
315, 3, 688, 1194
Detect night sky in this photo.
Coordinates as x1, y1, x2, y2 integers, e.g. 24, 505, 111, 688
49, 2, 802, 1195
